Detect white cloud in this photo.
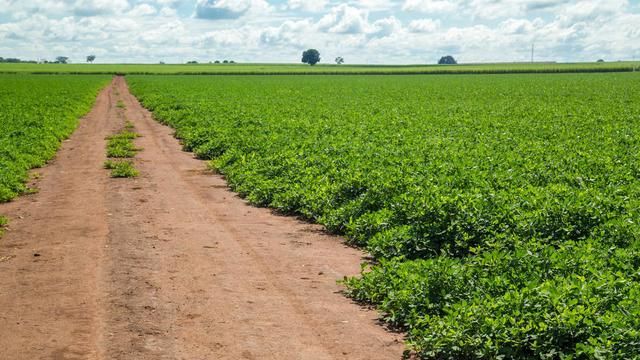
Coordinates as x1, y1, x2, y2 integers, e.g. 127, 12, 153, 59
74, 0, 131, 16
317, 4, 370, 34
0, 0, 639, 64
402, 0, 458, 13
499, 18, 539, 35
259, 19, 311, 46
151, 0, 182, 6
558, 0, 628, 21
408, 18, 440, 33
353, 0, 397, 11
128, 4, 157, 17
286, 0, 328, 12
194, 0, 270, 20
200, 28, 248, 47
468, 0, 523, 19
159, 6, 177, 17
370, 16, 401, 37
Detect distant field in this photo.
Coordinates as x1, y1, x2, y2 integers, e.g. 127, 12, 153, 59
129, 73, 640, 359
1, 61, 639, 75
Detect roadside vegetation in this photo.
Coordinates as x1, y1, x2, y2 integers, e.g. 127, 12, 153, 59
104, 159, 139, 178
104, 122, 140, 178
0, 215, 7, 237
128, 73, 640, 359
0, 74, 109, 202
106, 125, 139, 158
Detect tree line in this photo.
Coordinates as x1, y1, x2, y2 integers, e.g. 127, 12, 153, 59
301, 49, 458, 66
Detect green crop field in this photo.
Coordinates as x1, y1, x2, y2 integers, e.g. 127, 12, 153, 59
1, 61, 639, 75
128, 73, 640, 359
0, 74, 110, 202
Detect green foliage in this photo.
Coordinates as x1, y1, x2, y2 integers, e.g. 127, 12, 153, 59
302, 49, 321, 66
346, 240, 640, 359
0, 215, 6, 237
128, 73, 640, 359
438, 55, 457, 65
104, 124, 140, 177
104, 160, 139, 178
106, 130, 140, 158
0, 74, 110, 202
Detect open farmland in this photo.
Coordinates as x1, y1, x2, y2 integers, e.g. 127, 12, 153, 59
0, 75, 109, 203
128, 73, 640, 359
0, 61, 638, 75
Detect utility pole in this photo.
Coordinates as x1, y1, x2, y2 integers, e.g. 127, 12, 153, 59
531, 43, 534, 63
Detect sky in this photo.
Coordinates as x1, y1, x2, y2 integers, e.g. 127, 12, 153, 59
0, 0, 639, 64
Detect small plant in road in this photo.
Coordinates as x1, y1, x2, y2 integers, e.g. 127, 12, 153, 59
104, 160, 139, 178
105, 122, 141, 178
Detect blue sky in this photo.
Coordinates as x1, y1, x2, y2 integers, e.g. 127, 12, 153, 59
1, 0, 639, 64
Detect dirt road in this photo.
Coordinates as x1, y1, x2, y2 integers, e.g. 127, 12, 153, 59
0, 77, 404, 359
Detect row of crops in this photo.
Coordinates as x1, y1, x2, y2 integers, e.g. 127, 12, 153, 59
0, 75, 110, 202
129, 73, 640, 359
1, 61, 638, 75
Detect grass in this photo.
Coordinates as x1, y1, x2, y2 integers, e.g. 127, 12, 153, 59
104, 160, 139, 178
104, 123, 141, 178
116, 100, 126, 109
0, 216, 7, 237
106, 130, 140, 158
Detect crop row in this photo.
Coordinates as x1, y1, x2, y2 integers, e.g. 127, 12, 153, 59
1, 61, 639, 75
128, 73, 640, 358
0, 74, 110, 202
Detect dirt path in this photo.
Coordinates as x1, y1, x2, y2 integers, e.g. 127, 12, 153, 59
0, 77, 404, 359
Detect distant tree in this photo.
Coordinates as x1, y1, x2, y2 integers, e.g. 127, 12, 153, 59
302, 49, 321, 66
187, 60, 198, 64
223, 60, 229, 64
229, 60, 235, 64
55, 56, 69, 64
159, 61, 165, 64
438, 55, 457, 65
335, 56, 344, 65
214, 60, 220, 64
86, 55, 96, 63
597, 59, 605, 63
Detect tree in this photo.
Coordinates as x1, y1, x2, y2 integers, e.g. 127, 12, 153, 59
214, 60, 220, 64
335, 56, 344, 65
223, 60, 229, 64
86, 55, 96, 63
597, 59, 605, 63
438, 55, 457, 65
55, 56, 69, 64
302, 49, 320, 66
